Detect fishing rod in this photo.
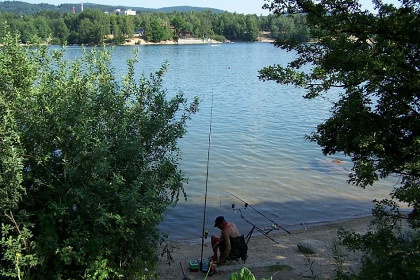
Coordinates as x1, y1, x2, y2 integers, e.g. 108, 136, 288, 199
199, 93, 214, 270
226, 191, 291, 234
238, 209, 280, 245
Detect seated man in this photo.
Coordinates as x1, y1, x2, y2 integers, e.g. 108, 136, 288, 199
211, 216, 240, 266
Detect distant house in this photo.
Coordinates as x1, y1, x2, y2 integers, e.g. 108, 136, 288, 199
114, 8, 136, 16
179, 31, 192, 39
124, 9, 136, 16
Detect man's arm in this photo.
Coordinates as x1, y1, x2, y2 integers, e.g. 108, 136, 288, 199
217, 230, 231, 266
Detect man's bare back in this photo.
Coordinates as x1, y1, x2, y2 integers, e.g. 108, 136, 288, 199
221, 222, 239, 239
211, 216, 240, 266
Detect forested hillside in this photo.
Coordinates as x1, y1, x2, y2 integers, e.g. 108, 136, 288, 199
0, 1, 310, 45
0, 1, 224, 14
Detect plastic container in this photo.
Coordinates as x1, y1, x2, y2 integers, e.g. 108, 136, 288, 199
188, 260, 199, 272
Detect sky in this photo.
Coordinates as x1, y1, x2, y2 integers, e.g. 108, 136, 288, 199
10, 1, 402, 15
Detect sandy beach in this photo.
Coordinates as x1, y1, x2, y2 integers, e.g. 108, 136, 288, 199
121, 37, 274, 46
122, 38, 221, 46
157, 216, 372, 279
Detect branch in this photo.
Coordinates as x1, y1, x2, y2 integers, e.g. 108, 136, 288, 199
4, 210, 28, 250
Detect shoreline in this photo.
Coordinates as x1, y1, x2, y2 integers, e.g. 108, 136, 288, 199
10, 37, 275, 47
157, 215, 373, 279
121, 37, 275, 46
161, 213, 374, 244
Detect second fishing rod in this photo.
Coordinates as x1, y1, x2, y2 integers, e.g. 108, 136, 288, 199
225, 190, 291, 235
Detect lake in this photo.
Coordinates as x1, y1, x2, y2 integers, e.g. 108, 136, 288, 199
64, 43, 402, 241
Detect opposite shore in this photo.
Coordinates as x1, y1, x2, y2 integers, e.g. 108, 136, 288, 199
6, 36, 274, 47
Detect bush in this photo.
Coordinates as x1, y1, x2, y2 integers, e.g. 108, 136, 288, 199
230, 267, 257, 280
0, 30, 198, 279
339, 200, 420, 279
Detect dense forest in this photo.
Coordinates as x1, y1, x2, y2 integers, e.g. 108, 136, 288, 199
0, 2, 310, 45
0, 1, 225, 15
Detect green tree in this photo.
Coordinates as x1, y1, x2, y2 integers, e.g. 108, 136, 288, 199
78, 17, 95, 44
77, 9, 110, 44
50, 17, 69, 45
0, 31, 199, 279
33, 16, 52, 41
244, 15, 259, 41
8, 15, 38, 44
170, 13, 188, 36
142, 19, 153, 42
260, 0, 419, 278
149, 17, 171, 43
109, 15, 125, 45
120, 15, 135, 39
197, 11, 214, 38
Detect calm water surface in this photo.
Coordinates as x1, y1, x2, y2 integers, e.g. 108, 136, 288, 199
64, 43, 402, 241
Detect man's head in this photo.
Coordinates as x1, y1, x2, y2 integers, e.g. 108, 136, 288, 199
214, 216, 226, 227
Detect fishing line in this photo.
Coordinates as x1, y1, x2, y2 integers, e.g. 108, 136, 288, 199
199, 92, 214, 269
226, 191, 291, 234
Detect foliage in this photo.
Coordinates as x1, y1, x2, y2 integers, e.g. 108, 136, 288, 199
0, 30, 198, 279
339, 199, 420, 279
331, 240, 353, 280
228, 266, 283, 280
149, 17, 172, 43
0, 1, 59, 15
0, 8, 310, 45
229, 267, 257, 280
300, 256, 319, 279
0, 2, 223, 15
260, 0, 419, 278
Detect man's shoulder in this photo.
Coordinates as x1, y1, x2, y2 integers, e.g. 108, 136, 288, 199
229, 222, 239, 230
226, 224, 239, 235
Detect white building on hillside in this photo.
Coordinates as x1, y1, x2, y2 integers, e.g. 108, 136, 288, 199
124, 9, 136, 16
114, 9, 136, 16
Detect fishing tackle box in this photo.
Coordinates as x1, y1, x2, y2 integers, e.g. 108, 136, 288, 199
188, 260, 199, 272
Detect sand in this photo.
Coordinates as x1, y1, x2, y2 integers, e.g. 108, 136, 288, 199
156, 216, 372, 279
121, 37, 274, 46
